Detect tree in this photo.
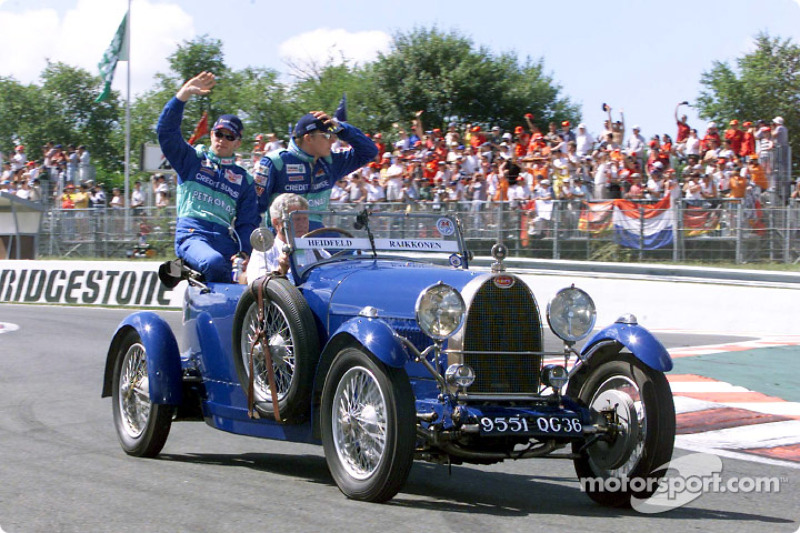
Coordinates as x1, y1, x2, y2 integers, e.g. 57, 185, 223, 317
371, 27, 580, 135
697, 32, 800, 168
40, 62, 122, 175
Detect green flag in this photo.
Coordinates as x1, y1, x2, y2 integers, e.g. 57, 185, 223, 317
95, 11, 129, 103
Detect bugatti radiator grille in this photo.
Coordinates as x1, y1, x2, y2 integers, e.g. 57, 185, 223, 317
462, 280, 543, 394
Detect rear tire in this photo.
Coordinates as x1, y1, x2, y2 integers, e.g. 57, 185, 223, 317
232, 278, 319, 423
112, 329, 173, 457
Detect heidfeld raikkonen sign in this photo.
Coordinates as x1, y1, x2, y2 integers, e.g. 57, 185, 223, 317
0, 260, 184, 307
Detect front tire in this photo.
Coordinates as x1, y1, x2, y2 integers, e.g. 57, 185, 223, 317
111, 329, 174, 457
569, 353, 675, 507
321, 348, 415, 503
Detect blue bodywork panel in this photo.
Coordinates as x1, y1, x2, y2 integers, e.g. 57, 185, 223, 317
581, 322, 673, 372
104, 312, 183, 404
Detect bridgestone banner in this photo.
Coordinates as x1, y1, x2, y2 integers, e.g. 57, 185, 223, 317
0, 261, 184, 308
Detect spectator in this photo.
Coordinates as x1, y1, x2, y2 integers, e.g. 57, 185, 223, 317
384, 165, 405, 203
330, 178, 348, 204
700, 122, 719, 153
264, 133, 282, 152
724, 120, 744, 156
771, 116, 788, 148
153, 174, 170, 207
365, 174, 385, 204
346, 173, 367, 203
560, 121, 576, 148
575, 124, 594, 157
110, 187, 124, 208
790, 179, 800, 201
77, 145, 91, 182
10, 145, 26, 172
675, 102, 691, 145
684, 128, 701, 158
740, 121, 756, 159
625, 173, 644, 200
130, 180, 144, 212
15, 179, 32, 200
754, 119, 772, 154
742, 156, 768, 192
593, 152, 612, 200
251, 134, 266, 164
66, 145, 79, 184
90, 183, 107, 208
61, 183, 75, 209
626, 125, 646, 159
73, 183, 90, 209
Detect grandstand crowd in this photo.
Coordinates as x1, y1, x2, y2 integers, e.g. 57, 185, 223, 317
2, 103, 793, 210
247, 103, 792, 209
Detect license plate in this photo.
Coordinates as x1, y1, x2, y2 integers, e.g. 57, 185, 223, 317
479, 415, 582, 435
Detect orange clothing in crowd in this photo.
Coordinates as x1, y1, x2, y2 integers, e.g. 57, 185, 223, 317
493, 178, 509, 201
724, 128, 743, 155
676, 121, 690, 143
729, 174, 748, 199
423, 160, 438, 180
749, 164, 768, 190
740, 131, 756, 157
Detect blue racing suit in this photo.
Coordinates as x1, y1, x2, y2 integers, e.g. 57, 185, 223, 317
157, 97, 261, 282
253, 123, 378, 227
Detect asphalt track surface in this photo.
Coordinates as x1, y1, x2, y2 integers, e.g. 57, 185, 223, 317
0, 303, 798, 533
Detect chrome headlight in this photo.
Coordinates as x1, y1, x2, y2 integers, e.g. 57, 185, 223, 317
415, 282, 466, 341
547, 286, 596, 343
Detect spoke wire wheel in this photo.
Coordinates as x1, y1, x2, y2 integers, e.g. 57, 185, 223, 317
111, 329, 173, 457
118, 342, 151, 439
321, 348, 415, 503
231, 278, 319, 423
241, 301, 295, 402
331, 366, 388, 480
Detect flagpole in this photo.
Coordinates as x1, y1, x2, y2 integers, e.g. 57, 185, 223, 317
124, 0, 132, 233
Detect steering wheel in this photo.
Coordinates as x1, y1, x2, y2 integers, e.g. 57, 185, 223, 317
301, 227, 355, 239
300, 227, 356, 260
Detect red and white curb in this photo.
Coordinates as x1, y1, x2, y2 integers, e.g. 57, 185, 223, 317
670, 374, 800, 469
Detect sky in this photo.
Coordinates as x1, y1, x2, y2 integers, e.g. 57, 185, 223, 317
1, 0, 799, 141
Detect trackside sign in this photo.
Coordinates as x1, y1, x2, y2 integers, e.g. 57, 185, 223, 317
0, 260, 184, 307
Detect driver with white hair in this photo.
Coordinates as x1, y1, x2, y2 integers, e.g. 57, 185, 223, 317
243, 193, 328, 283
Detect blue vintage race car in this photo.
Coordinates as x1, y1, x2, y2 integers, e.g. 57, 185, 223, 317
102, 209, 675, 506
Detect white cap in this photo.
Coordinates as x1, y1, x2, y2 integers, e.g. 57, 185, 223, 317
633, 125, 641, 130
708, 121, 717, 129
773, 116, 784, 125
578, 123, 587, 129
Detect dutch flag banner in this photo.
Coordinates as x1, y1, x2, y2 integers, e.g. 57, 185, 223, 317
612, 195, 675, 250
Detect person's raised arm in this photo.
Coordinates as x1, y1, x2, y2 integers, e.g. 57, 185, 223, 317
176, 71, 216, 102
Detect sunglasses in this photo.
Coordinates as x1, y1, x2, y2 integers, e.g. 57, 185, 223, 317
213, 130, 237, 142
311, 132, 332, 140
